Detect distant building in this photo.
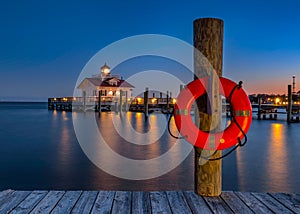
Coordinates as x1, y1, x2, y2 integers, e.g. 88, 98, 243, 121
77, 63, 134, 104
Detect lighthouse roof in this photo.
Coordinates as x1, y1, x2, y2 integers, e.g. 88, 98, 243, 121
101, 63, 110, 70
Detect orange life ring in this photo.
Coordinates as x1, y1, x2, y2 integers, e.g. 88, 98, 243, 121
174, 77, 252, 150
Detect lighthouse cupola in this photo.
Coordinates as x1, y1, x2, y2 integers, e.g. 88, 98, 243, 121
100, 63, 111, 79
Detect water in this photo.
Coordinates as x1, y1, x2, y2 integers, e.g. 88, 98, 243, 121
0, 102, 300, 193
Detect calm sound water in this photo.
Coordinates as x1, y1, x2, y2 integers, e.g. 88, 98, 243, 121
0, 102, 300, 193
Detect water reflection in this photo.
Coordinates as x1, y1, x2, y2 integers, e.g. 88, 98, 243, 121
266, 123, 289, 192
1, 102, 300, 192
231, 120, 296, 193
235, 149, 245, 190
73, 111, 193, 181
58, 115, 71, 169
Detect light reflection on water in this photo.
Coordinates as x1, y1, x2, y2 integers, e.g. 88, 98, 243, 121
229, 120, 300, 193
266, 123, 289, 191
0, 102, 300, 192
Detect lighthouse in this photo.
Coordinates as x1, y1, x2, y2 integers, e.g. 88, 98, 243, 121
100, 63, 111, 80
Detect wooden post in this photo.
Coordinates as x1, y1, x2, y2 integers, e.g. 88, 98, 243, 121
194, 18, 224, 196
98, 90, 102, 113
125, 91, 128, 111
83, 91, 86, 112
258, 96, 262, 120
287, 85, 292, 123
166, 91, 169, 114
144, 87, 149, 118
180, 84, 184, 92
119, 90, 123, 112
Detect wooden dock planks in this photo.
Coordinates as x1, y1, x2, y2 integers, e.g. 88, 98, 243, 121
10, 190, 48, 214
30, 191, 65, 213
132, 191, 151, 214
0, 190, 298, 213
71, 191, 98, 213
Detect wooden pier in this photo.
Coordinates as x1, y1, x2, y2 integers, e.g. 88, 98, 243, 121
48, 97, 300, 122
48, 97, 175, 113
0, 189, 299, 213
251, 103, 300, 122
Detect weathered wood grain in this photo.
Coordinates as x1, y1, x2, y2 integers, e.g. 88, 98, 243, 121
10, 190, 47, 214
252, 192, 294, 213
235, 192, 273, 214
194, 17, 224, 197
51, 190, 82, 213
269, 193, 300, 213
0, 189, 14, 206
221, 191, 254, 214
71, 191, 98, 214
150, 191, 172, 214
30, 191, 65, 213
0, 190, 298, 213
203, 195, 233, 213
0, 191, 30, 213
183, 191, 213, 213
132, 191, 151, 214
90, 190, 115, 214
166, 191, 192, 214
111, 191, 131, 214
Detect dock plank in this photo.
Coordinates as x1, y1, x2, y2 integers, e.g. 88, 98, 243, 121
252, 192, 294, 213
0, 191, 31, 213
71, 191, 98, 214
221, 191, 254, 214
235, 192, 272, 214
0, 189, 13, 199
203, 195, 233, 214
0, 189, 14, 206
183, 191, 213, 214
132, 191, 151, 214
0, 190, 298, 213
10, 190, 48, 214
51, 190, 82, 213
150, 191, 172, 214
30, 191, 65, 214
166, 191, 192, 214
91, 191, 115, 214
269, 193, 300, 213
111, 191, 131, 214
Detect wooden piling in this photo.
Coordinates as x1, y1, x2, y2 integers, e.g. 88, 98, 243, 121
180, 84, 184, 92
166, 91, 169, 114
144, 88, 149, 118
98, 90, 102, 113
125, 91, 128, 111
194, 18, 224, 196
287, 85, 292, 123
258, 96, 262, 120
83, 91, 86, 112
119, 90, 123, 112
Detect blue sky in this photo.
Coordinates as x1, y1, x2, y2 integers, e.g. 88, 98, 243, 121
0, 0, 300, 100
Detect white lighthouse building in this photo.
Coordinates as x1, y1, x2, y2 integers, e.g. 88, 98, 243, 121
77, 63, 134, 109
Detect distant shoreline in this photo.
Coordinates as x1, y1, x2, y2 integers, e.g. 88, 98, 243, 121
0, 101, 47, 103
